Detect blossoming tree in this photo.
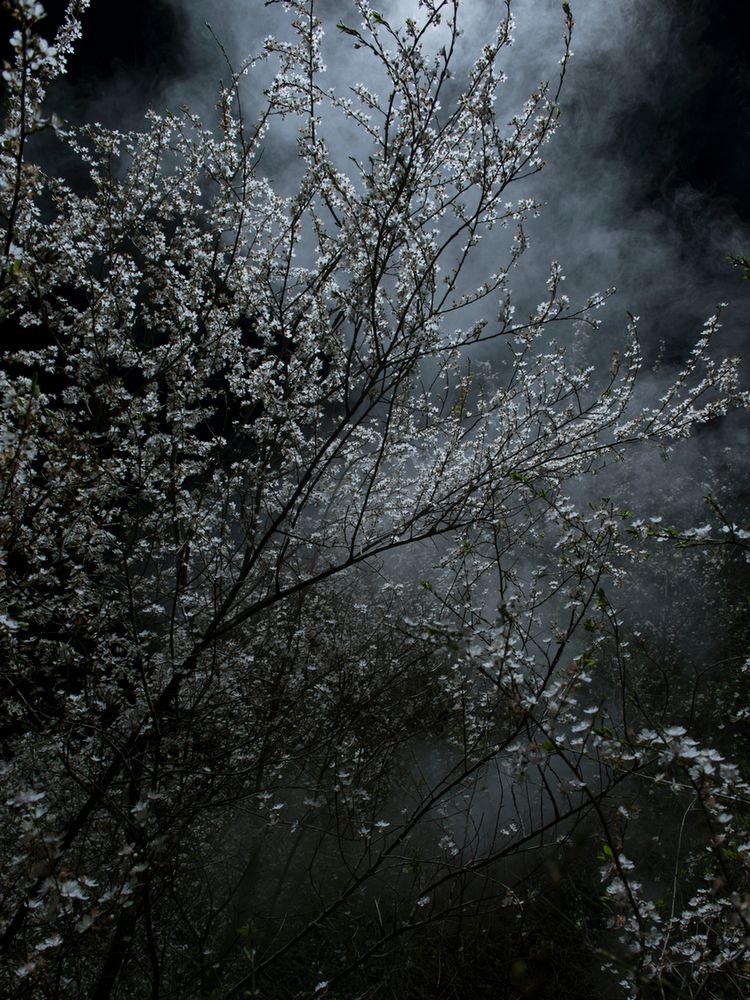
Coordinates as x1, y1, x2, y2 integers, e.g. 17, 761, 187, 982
1, 1, 748, 997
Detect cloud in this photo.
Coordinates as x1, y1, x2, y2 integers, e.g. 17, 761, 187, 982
37, 0, 750, 495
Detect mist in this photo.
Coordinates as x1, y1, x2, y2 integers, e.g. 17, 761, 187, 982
138, 0, 750, 346
3, 3, 749, 995
27, 0, 749, 383
57, 0, 749, 853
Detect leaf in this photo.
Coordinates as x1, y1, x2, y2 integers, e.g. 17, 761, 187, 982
596, 842, 614, 862
336, 22, 360, 38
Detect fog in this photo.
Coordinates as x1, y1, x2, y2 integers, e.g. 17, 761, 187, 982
137, 0, 749, 355
32, 0, 749, 395
2, 5, 747, 994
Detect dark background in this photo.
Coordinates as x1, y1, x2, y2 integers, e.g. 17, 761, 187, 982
2, 0, 749, 367
1, 0, 187, 117
2, 0, 747, 217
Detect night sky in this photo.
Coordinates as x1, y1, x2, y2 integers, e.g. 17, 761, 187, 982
4, 0, 749, 363
30, 0, 750, 210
